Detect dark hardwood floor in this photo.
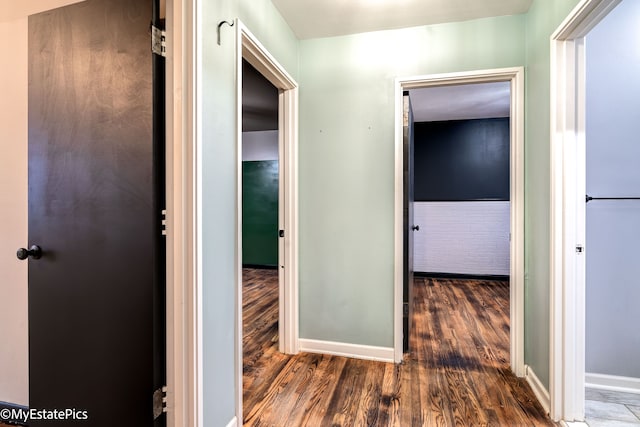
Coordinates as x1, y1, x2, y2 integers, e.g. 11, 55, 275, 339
243, 269, 555, 426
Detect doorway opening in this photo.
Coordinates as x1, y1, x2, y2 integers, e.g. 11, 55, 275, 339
235, 21, 299, 424
240, 57, 282, 422
403, 82, 512, 354
550, 0, 640, 423
582, 2, 640, 425
394, 68, 525, 380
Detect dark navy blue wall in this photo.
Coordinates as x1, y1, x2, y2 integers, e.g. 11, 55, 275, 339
413, 118, 510, 201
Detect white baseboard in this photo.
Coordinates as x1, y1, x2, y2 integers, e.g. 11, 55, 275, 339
586, 372, 640, 395
298, 338, 394, 363
525, 364, 550, 414
225, 416, 238, 427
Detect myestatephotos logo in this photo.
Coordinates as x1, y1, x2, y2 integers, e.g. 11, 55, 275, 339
1, 407, 89, 423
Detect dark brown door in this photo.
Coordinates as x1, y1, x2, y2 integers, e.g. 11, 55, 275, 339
403, 92, 416, 352
27, 0, 164, 425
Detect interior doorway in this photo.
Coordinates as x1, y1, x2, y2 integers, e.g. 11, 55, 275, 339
240, 57, 281, 423
582, 2, 640, 423
550, 0, 640, 423
241, 58, 280, 271
394, 68, 525, 379
403, 82, 513, 355
235, 21, 299, 423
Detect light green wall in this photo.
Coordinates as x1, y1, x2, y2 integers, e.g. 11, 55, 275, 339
298, 16, 526, 347
199, 0, 587, 420
523, 0, 581, 390
200, 0, 297, 424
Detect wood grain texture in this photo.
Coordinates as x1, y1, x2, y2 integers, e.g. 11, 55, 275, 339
28, 1, 156, 425
243, 270, 556, 426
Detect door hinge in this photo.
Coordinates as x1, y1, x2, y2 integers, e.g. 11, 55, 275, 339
151, 24, 166, 57
403, 302, 409, 317
576, 244, 584, 253
161, 209, 167, 236
153, 386, 168, 420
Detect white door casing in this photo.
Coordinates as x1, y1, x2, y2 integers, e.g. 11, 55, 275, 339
549, 0, 621, 422
235, 20, 300, 424
165, 0, 201, 425
393, 68, 525, 378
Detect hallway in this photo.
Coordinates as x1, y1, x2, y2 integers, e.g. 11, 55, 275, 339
242, 269, 554, 426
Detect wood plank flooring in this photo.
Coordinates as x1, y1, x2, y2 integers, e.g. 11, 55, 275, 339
243, 270, 556, 426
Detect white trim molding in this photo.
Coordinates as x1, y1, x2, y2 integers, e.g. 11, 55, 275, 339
526, 365, 551, 415
549, 0, 621, 423
299, 339, 395, 363
235, 20, 299, 356
193, 0, 204, 425
586, 373, 640, 395
225, 416, 238, 427
393, 68, 525, 377
235, 20, 300, 425
165, 0, 199, 426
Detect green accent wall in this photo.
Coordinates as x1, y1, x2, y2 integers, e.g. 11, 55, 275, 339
242, 161, 279, 266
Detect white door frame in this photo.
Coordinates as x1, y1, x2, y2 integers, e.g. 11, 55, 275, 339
549, 0, 621, 422
393, 68, 525, 378
234, 20, 300, 423
165, 0, 201, 425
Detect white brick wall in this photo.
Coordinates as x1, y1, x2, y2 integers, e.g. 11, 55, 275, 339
413, 201, 510, 275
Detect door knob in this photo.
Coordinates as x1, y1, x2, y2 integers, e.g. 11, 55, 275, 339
411, 225, 420, 231
16, 245, 42, 260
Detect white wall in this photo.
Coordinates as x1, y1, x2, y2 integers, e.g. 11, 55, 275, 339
242, 130, 278, 161
0, 17, 29, 407
413, 201, 510, 276
585, 0, 640, 379
0, 0, 83, 23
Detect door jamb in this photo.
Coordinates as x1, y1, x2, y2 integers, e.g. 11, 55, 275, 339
393, 68, 525, 378
549, 0, 621, 422
234, 20, 300, 424
165, 0, 201, 425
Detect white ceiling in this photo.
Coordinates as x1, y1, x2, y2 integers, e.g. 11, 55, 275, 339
409, 82, 511, 122
272, 0, 533, 39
